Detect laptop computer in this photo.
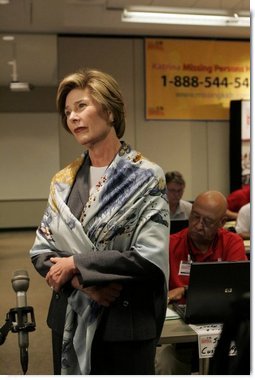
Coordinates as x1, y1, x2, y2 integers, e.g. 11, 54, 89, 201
170, 219, 189, 234
172, 261, 250, 324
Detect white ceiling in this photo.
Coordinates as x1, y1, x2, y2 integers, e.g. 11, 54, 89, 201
0, 0, 250, 86
0, 0, 250, 38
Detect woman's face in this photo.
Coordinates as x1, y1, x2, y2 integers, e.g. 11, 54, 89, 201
64, 87, 113, 148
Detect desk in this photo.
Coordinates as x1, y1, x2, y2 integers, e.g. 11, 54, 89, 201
160, 316, 197, 345
223, 221, 250, 258
224, 220, 236, 230
244, 239, 250, 257
160, 310, 209, 375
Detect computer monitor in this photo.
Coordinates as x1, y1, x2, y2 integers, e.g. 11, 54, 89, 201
170, 219, 189, 234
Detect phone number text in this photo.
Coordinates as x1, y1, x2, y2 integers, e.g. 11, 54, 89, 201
161, 75, 249, 88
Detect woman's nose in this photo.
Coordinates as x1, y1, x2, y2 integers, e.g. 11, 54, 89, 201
69, 110, 80, 121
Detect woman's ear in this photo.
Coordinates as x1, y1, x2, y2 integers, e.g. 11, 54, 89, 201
108, 111, 114, 123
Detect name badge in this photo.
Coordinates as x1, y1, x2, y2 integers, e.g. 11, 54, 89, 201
179, 260, 191, 276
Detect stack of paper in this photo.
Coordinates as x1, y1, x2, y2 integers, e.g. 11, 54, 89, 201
165, 307, 180, 320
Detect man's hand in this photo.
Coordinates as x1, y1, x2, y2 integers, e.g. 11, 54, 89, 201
72, 276, 123, 307
168, 287, 185, 303
46, 256, 76, 292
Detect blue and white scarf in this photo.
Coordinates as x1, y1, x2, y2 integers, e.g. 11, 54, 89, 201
30, 142, 169, 374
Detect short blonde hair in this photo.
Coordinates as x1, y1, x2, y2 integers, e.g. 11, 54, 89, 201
56, 68, 126, 138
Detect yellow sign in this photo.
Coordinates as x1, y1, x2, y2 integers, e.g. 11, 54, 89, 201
145, 39, 250, 120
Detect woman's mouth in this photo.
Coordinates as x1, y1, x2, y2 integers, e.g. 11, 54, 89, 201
74, 127, 86, 134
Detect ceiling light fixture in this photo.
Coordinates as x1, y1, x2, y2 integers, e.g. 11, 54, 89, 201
121, 6, 250, 27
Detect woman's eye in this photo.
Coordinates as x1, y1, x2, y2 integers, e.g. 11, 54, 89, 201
78, 102, 86, 109
65, 110, 71, 117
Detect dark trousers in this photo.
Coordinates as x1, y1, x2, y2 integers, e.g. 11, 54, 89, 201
90, 335, 157, 375
51, 330, 63, 375
90, 308, 157, 375
51, 329, 157, 375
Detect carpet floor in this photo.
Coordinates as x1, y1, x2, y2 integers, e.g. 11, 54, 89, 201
0, 229, 53, 375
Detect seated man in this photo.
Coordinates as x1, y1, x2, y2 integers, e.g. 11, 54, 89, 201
155, 190, 247, 375
165, 171, 192, 222
235, 202, 250, 240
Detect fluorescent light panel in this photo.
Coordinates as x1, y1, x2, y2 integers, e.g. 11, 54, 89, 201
121, 7, 250, 27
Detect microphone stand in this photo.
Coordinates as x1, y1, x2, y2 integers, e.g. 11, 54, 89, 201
0, 305, 36, 374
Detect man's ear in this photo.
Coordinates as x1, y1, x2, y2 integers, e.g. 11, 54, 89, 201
220, 215, 228, 228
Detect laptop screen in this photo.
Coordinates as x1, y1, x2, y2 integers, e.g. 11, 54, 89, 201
176, 261, 250, 324
170, 219, 189, 234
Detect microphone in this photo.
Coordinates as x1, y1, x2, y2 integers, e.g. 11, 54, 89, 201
11, 270, 30, 375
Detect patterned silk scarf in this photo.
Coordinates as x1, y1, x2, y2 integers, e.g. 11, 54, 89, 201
30, 142, 169, 374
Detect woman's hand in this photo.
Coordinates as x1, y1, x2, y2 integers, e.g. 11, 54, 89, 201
46, 256, 76, 292
72, 276, 123, 307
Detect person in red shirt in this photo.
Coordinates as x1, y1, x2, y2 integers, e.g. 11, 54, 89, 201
156, 190, 247, 375
169, 190, 247, 302
226, 184, 250, 220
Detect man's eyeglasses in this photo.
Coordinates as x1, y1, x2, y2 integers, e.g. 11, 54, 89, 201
167, 188, 184, 195
190, 212, 220, 229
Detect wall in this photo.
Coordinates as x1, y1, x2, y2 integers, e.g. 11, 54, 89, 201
0, 35, 230, 228
57, 36, 230, 198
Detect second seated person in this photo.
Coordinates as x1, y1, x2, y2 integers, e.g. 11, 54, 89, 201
226, 184, 250, 220
235, 202, 250, 240
155, 190, 247, 375
165, 171, 192, 220
29, 68, 170, 375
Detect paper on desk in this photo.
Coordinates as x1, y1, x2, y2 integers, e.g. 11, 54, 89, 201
165, 307, 180, 320
189, 324, 223, 335
243, 240, 250, 248
189, 324, 236, 358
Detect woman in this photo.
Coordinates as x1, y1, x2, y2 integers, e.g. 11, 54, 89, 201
29, 68, 169, 375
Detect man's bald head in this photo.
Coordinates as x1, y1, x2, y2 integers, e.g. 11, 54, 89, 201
193, 191, 227, 220
189, 191, 228, 248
